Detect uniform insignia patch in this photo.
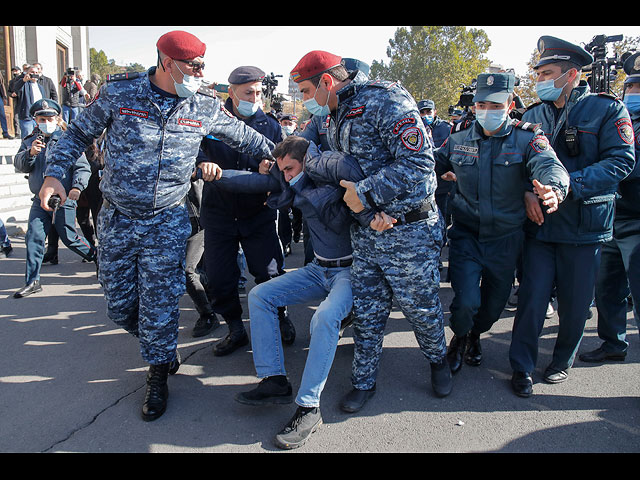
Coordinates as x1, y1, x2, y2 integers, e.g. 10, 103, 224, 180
530, 134, 550, 152
616, 118, 634, 144
346, 105, 366, 118
120, 107, 149, 119
322, 114, 330, 129
400, 126, 424, 151
178, 118, 202, 128
393, 117, 416, 134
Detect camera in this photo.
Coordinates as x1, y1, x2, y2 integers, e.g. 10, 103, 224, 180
582, 34, 624, 93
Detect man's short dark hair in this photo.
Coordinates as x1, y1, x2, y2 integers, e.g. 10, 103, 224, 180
307, 65, 349, 88
273, 135, 309, 162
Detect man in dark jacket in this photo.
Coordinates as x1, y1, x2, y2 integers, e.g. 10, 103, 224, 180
13, 99, 96, 298
9, 65, 55, 138
216, 135, 387, 449
197, 66, 294, 356
579, 52, 640, 364
508, 36, 636, 397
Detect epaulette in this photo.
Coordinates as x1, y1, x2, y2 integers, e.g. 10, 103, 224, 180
196, 85, 217, 98
514, 120, 542, 132
596, 91, 621, 102
106, 72, 141, 82
451, 118, 473, 133
366, 79, 398, 90
525, 101, 543, 111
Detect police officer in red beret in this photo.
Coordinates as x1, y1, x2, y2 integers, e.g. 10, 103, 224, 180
39, 30, 277, 422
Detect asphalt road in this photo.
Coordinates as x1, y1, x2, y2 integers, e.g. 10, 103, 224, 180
1, 234, 639, 453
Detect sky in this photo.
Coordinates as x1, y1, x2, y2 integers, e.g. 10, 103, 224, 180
87, 26, 638, 95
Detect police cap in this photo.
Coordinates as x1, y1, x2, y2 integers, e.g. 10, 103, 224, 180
624, 52, 640, 84
30, 98, 61, 118
156, 30, 206, 60
473, 73, 515, 103
291, 50, 342, 83
228, 66, 265, 85
342, 58, 370, 76
417, 99, 435, 111
535, 36, 593, 69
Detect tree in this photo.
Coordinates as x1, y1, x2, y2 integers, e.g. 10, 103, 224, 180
370, 26, 491, 116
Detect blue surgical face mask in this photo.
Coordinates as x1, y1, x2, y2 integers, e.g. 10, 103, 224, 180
235, 96, 262, 117
170, 61, 201, 98
422, 115, 434, 125
288, 170, 304, 186
37, 119, 58, 136
536, 69, 570, 102
304, 83, 331, 117
624, 93, 640, 114
475, 108, 508, 132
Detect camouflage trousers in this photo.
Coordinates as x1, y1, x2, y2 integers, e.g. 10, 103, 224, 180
350, 211, 446, 390
97, 201, 191, 365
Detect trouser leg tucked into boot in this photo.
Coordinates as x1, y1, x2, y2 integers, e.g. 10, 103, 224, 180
141, 363, 170, 422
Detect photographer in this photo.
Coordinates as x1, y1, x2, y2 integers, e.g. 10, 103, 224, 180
60, 68, 86, 124
13, 99, 96, 298
9, 65, 54, 138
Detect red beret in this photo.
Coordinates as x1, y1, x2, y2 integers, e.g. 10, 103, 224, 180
156, 30, 206, 59
290, 50, 342, 83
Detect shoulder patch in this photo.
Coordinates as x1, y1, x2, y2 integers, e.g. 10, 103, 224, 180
597, 91, 621, 102
615, 118, 635, 144
400, 126, 424, 151
530, 134, 550, 153
392, 117, 416, 134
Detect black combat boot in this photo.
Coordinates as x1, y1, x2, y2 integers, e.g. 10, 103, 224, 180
446, 333, 468, 374
464, 332, 482, 366
213, 317, 249, 356
141, 363, 170, 421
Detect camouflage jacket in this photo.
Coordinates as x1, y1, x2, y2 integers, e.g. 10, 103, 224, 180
326, 72, 437, 220
45, 67, 275, 219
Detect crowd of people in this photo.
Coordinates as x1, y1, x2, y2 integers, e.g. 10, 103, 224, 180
2, 29, 639, 450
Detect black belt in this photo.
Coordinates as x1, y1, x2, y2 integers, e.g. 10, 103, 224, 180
394, 196, 438, 226
315, 257, 353, 268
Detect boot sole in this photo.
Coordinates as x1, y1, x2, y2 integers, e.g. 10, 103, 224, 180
274, 418, 322, 450
235, 393, 293, 406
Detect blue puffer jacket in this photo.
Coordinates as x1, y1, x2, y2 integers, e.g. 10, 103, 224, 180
522, 81, 636, 244
215, 142, 372, 259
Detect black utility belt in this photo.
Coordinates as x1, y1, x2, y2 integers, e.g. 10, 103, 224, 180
394, 196, 438, 226
315, 257, 353, 268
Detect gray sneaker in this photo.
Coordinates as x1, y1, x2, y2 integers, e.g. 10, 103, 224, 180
274, 406, 322, 450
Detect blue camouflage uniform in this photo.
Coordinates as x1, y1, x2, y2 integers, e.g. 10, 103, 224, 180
433, 73, 570, 359
44, 67, 275, 365
327, 71, 446, 391
508, 37, 636, 383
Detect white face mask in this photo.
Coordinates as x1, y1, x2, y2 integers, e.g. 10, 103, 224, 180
170, 61, 201, 98
38, 120, 58, 136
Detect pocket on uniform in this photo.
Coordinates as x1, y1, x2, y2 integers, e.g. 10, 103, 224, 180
579, 194, 615, 234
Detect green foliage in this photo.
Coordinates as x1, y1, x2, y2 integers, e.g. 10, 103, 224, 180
370, 26, 492, 116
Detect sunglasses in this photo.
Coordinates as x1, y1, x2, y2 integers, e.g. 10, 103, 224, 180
176, 59, 205, 73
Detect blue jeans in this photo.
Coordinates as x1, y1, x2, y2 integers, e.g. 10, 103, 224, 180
63, 106, 79, 124
0, 218, 10, 248
248, 259, 352, 407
